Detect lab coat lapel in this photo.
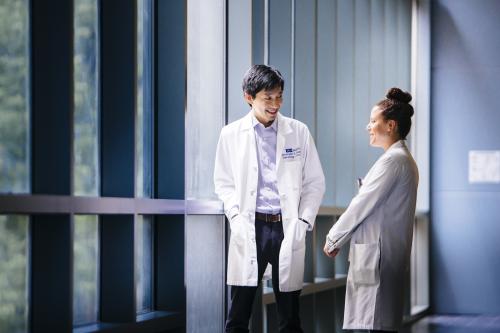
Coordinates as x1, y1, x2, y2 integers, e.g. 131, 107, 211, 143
241, 111, 258, 173
276, 113, 292, 172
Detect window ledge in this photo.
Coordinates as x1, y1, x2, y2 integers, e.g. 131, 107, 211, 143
73, 311, 184, 333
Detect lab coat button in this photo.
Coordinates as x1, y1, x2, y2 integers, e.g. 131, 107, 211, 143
250, 190, 255, 196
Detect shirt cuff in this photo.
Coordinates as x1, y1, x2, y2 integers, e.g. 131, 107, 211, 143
326, 235, 336, 252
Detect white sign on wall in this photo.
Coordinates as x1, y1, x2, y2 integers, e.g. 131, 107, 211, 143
469, 150, 500, 183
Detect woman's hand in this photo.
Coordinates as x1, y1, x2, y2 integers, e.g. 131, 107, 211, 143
323, 243, 340, 258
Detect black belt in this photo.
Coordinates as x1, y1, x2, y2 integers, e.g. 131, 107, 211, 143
255, 212, 282, 223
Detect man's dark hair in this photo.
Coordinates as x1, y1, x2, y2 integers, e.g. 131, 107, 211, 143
242, 64, 284, 98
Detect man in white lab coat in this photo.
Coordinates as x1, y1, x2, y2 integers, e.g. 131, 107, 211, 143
214, 65, 325, 332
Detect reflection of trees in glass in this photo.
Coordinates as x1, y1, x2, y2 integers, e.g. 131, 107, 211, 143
74, 0, 99, 196
73, 0, 99, 327
73, 215, 98, 326
0, 0, 29, 329
0, 216, 28, 333
136, 0, 152, 198
136, 0, 144, 197
0, 0, 29, 193
135, 0, 153, 313
135, 215, 152, 313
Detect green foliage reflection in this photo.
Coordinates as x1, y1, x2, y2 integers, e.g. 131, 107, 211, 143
0, 0, 29, 193
73, 215, 98, 326
0, 216, 28, 333
74, 0, 99, 196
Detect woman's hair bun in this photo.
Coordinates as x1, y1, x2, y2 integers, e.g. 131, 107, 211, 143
386, 87, 412, 104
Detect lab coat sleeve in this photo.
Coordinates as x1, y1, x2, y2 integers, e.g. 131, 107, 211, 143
298, 130, 326, 230
326, 155, 399, 251
214, 128, 239, 220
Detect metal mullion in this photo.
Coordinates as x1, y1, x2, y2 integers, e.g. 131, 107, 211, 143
30, 0, 74, 330
100, 0, 139, 322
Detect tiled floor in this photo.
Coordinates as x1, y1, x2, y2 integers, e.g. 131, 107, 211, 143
401, 315, 500, 333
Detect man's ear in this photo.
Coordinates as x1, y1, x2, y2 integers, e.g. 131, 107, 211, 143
243, 92, 254, 106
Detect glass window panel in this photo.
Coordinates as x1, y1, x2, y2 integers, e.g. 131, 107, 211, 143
0, 0, 30, 193
0, 215, 29, 332
135, 215, 152, 314
73, 0, 99, 196
73, 215, 99, 326
135, 0, 153, 198
186, 0, 225, 199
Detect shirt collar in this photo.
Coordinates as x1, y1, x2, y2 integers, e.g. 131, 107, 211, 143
387, 140, 405, 152
251, 110, 278, 132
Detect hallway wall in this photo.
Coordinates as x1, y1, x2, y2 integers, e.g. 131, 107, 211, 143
431, 0, 500, 314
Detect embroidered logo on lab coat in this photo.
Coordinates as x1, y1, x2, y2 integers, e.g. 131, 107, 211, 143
282, 147, 301, 160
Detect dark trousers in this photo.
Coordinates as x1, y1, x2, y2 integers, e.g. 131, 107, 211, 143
225, 218, 303, 333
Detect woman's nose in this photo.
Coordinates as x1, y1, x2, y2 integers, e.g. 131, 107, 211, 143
366, 123, 371, 131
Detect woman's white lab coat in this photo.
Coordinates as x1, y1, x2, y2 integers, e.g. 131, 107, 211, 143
214, 112, 325, 292
326, 140, 418, 331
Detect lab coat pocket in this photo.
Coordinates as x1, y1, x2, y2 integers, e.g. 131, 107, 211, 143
282, 159, 302, 183
292, 219, 307, 251
351, 242, 380, 285
229, 215, 247, 246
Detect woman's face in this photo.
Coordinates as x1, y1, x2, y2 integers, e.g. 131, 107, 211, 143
366, 106, 391, 149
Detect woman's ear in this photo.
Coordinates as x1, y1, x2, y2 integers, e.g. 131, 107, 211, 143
387, 119, 396, 132
387, 119, 400, 138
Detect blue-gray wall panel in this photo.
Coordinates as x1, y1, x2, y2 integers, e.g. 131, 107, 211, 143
370, 0, 385, 103
294, 0, 316, 132
397, 0, 412, 90
433, 0, 500, 70
431, 192, 500, 313
353, 0, 376, 183
269, 0, 292, 117
432, 68, 500, 192
431, 0, 500, 314
335, 0, 355, 206
228, 0, 252, 123
252, 0, 265, 65
316, 0, 336, 206
383, 0, 399, 89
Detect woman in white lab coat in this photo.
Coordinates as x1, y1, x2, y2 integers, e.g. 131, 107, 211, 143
324, 88, 419, 333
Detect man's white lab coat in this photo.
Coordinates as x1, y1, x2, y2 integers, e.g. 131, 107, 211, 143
214, 112, 325, 292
